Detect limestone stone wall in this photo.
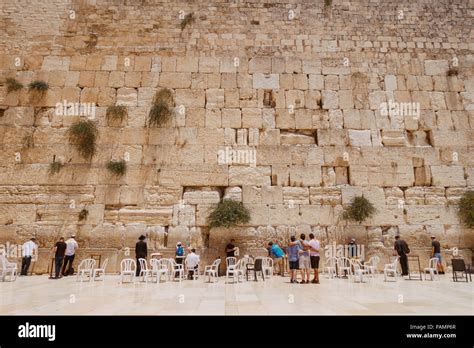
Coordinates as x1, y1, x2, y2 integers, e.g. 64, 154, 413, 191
0, 0, 473, 273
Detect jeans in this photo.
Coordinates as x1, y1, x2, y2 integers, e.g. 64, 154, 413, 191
55, 256, 64, 278
21, 256, 32, 275
62, 254, 75, 276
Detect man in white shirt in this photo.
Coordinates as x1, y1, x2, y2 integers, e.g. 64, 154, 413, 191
62, 235, 79, 276
185, 248, 200, 279
21, 238, 38, 275
308, 233, 321, 284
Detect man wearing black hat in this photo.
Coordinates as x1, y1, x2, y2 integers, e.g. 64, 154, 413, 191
135, 235, 147, 276
394, 235, 410, 276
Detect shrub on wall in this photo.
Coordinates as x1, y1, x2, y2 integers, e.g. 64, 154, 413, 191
28, 80, 49, 92
148, 88, 174, 127
6, 78, 23, 93
458, 191, 474, 228
342, 195, 376, 223
67, 120, 98, 160
78, 209, 89, 221
49, 158, 64, 174
106, 105, 127, 125
207, 199, 251, 228
106, 159, 127, 177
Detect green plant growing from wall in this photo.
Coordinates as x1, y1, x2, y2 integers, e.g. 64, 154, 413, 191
28, 80, 49, 92
6, 78, 23, 93
180, 12, 195, 30
207, 199, 251, 228
458, 190, 474, 228
148, 88, 174, 127
106, 159, 127, 177
67, 120, 98, 160
49, 156, 64, 175
342, 195, 376, 223
106, 105, 127, 125
325, 0, 332, 7
78, 208, 89, 221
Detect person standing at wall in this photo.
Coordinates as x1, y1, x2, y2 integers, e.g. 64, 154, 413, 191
297, 234, 311, 284
268, 241, 285, 276
308, 233, 321, 284
135, 235, 147, 276
430, 235, 445, 275
287, 236, 301, 284
20, 238, 38, 276
394, 235, 410, 276
226, 239, 237, 257
52, 237, 67, 279
62, 235, 79, 276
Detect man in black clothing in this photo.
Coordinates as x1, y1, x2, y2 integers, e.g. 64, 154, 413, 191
394, 235, 410, 276
52, 237, 67, 279
431, 235, 445, 274
226, 239, 237, 257
135, 235, 147, 276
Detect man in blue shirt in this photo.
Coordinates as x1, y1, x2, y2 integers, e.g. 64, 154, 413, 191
268, 242, 285, 276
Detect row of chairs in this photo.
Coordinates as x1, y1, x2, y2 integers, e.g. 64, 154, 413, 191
76, 258, 109, 282
225, 256, 273, 283
119, 258, 223, 284
324, 256, 381, 282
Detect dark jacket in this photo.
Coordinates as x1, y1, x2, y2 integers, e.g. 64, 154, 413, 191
394, 239, 410, 256
135, 241, 147, 259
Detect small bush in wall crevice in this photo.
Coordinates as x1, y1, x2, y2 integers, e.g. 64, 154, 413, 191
49, 157, 64, 175
106, 105, 127, 125
106, 159, 127, 177
148, 88, 174, 127
78, 209, 89, 221
6, 78, 23, 93
67, 120, 98, 160
458, 191, 474, 228
207, 199, 251, 228
28, 80, 49, 92
342, 195, 377, 223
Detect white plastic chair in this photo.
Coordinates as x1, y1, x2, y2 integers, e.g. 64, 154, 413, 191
185, 258, 200, 280
138, 258, 152, 283
262, 257, 274, 278
384, 256, 399, 282
76, 258, 96, 282
149, 259, 165, 283
226, 259, 244, 283
205, 259, 221, 283
0, 254, 17, 282
170, 258, 185, 282
92, 258, 108, 281
120, 258, 136, 284
424, 257, 439, 281
324, 257, 337, 279
351, 259, 368, 283
226, 257, 237, 268
364, 256, 380, 277
337, 257, 352, 277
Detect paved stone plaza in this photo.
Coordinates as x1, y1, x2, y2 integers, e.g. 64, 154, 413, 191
1, 274, 472, 315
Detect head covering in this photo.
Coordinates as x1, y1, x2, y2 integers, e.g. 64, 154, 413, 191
430, 235, 436, 239
138, 235, 146, 240
351, 238, 356, 242
177, 242, 182, 246
71, 234, 76, 238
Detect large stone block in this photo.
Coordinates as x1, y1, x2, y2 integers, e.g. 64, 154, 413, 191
252, 73, 280, 89
430, 165, 466, 186
229, 166, 271, 186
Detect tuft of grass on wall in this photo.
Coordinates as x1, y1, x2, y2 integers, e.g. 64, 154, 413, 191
28, 80, 49, 92
106, 105, 127, 125
207, 199, 251, 228
67, 120, 98, 160
458, 191, 474, 228
6, 78, 23, 93
342, 195, 377, 223
78, 209, 89, 221
148, 88, 174, 127
106, 159, 127, 177
49, 159, 64, 175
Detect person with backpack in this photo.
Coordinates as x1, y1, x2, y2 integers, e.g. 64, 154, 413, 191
394, 235, 410, 276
